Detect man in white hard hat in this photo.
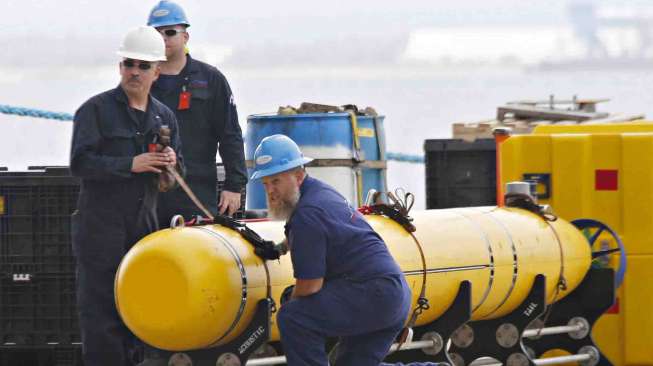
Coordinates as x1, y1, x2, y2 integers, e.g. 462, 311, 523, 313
147, 1, 247, 223
69, 26, 183, 366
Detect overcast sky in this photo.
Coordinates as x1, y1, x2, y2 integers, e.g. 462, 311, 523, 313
4, 0, 568, 37
7, 0, 651, 35
5, 0, 648, 49
4, 0, 651, 68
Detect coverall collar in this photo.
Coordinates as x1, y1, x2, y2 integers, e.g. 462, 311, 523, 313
151, 54, 200, 97
180, 53, 201, 76
113, 85, 159, 134
299, 175, 313, 197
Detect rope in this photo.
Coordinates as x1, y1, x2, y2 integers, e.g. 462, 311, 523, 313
398, 229, 430, 349
262, 258, 277, 314
532, 221, 568, 339
359, 189, 428, 351
501, 193, 566, 336
0, 103, 425, 163
390, 190, 429, 350
386, 152, 425, 164
0, 104, 73, 121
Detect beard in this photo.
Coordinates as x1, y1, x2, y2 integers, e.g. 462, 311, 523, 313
268, 186, 301, 221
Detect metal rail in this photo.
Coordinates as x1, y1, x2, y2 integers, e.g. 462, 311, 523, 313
247, 356, 287, 366
533, 353, 591, 365
246, 339, 441, 365
471, 353, 591, 366
523, 323, 585, 338
245, 324, 593, 366
388, 339, 438, 352
247, 351, 592, 366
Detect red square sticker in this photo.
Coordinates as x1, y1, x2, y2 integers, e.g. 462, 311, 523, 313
595, 170, 618, 191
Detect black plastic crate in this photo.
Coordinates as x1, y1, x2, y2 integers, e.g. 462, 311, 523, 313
0, 172, 79, 275
0, 275, 80, 346
0, 346, 82, 366
424, 138, 497, 209
0, 165, 246, 352
0, 170, 79, 276
0, 165, 245, 277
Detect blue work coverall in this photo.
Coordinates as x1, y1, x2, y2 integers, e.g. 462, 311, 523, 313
70, 86, 183, 366
277, 176, 412, 366
151, 54, 247, 223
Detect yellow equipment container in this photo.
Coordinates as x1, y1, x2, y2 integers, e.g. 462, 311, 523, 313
115, 207, 591, 351
501, 128, 653, 365
533, 121, 653, 135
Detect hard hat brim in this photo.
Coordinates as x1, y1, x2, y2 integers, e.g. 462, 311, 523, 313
250, 157, 313, 180
148, 20, 191, 28
117, 50, 167, 62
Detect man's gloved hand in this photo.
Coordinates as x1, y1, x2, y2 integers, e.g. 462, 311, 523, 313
280, 285, 295, 305
254, 240, 288, 260
274, 240, 289, 256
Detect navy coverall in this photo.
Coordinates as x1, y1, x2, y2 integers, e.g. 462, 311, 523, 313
70, 86, 183, 366
278, 176, 412, 366
151, 54, 247, 224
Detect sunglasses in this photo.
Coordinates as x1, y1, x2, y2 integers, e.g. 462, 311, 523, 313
122, 59, 153, 70
160, 29, 186, 37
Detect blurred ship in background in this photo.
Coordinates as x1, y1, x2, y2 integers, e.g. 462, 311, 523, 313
538, 0, 653, 70
400, 0, 653, 71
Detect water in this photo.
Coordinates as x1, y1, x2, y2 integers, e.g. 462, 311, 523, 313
2, 64, 653, 209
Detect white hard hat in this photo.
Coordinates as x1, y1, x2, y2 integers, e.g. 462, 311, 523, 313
117, 26, 166, 62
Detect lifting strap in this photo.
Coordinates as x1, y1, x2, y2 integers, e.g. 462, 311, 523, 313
502, 193, 565, 336
191, 215, 280, 314
155, 126, 215, 220
358, 190, 429, 350
346, 110, 365, 207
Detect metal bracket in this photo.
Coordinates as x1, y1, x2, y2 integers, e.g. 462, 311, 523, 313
448, 274, 547, 366
523, 268, 615, 366
384, 280, 472, 365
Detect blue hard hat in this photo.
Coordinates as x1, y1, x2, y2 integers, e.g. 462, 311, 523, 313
147, 1, 190, 28
250, 135, 313, 180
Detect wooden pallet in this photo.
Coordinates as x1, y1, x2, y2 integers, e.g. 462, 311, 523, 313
452, 98, 645, 141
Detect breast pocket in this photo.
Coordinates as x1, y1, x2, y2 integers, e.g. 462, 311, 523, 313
191, 87, 210, 102
101, 128, 138, 156
183, 88, 214, 134
190, 88, 210, 114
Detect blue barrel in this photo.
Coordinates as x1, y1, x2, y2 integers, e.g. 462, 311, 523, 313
245, 113, 387, 209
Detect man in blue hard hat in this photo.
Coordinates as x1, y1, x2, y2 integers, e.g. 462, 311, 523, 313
251, 134, 412, 366
146, 0, 247, 223
70, 26, 183, 366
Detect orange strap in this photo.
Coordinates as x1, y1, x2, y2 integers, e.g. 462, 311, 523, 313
494, 130, 511, 207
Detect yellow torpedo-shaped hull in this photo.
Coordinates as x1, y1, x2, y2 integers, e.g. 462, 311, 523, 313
115, 207, 591, 351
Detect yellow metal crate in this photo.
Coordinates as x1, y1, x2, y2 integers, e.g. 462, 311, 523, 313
623, 255, 653, 364
501, 130, 653, 366
532, 121, 653, 135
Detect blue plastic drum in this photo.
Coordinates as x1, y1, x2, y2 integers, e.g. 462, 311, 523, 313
245, 112, 387, 209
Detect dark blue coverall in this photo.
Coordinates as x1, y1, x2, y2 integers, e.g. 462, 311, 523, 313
151, 54, 247, 224
277, 176, 412, 366
70, 86, 183, 366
